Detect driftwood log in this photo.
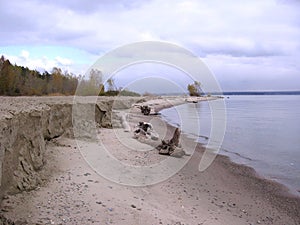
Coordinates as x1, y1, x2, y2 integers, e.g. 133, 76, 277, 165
156, 128, 181, 155
133, 122, 159, 140
139, 105, 151, 115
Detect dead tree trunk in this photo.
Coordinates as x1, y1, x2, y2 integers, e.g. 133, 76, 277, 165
169, 127, 180, 146
156, 128, 181, 155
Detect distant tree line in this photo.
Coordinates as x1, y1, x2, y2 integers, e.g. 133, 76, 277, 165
0, 55, 207, 97
0, 56, 141, 97
0, 55, 78, 96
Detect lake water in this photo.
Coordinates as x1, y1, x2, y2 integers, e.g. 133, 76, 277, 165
160, 95, 300, 195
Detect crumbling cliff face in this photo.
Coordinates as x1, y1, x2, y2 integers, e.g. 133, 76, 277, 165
0, 96, 143, 200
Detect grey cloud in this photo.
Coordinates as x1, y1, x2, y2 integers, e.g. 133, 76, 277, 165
0, 2, 39, 33
40, 0, 149, 14
191, 42, 285, 58
1, 0, 300, 57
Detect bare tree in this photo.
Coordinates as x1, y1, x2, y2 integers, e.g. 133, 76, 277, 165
107, 78, 116, 91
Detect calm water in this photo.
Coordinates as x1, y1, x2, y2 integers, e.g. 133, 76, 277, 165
161, 95, 300, 195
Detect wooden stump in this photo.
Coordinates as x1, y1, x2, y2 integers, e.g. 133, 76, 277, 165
157, 128, 181, 155
169, 127, 180, 147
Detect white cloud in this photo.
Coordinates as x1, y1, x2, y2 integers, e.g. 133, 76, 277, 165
55, 56, 73, 66
4, 51, 74, 73
20, 50, 30, 59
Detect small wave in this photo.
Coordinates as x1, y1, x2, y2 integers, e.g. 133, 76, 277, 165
220, 148, 254, 161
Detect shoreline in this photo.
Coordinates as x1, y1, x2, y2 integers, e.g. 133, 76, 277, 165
158, 96, 300, 198
161, 112, 300, 198
155, 99, 300, 220
0, 95, 300, 224
218, 146, 300, 198
128, 96, 300, 223
168, 126, 300, 223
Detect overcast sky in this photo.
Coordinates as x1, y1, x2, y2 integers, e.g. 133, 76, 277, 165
0, 0, 300, 92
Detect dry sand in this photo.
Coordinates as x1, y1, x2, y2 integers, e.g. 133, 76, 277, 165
1, 96, 300, 225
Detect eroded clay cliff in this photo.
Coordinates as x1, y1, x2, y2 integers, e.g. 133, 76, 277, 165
0, 96, 144, 199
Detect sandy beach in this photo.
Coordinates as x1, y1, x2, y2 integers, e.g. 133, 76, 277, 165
0, 96, 300, 225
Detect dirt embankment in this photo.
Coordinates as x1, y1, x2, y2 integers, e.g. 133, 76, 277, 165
0, 96, 144, 200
